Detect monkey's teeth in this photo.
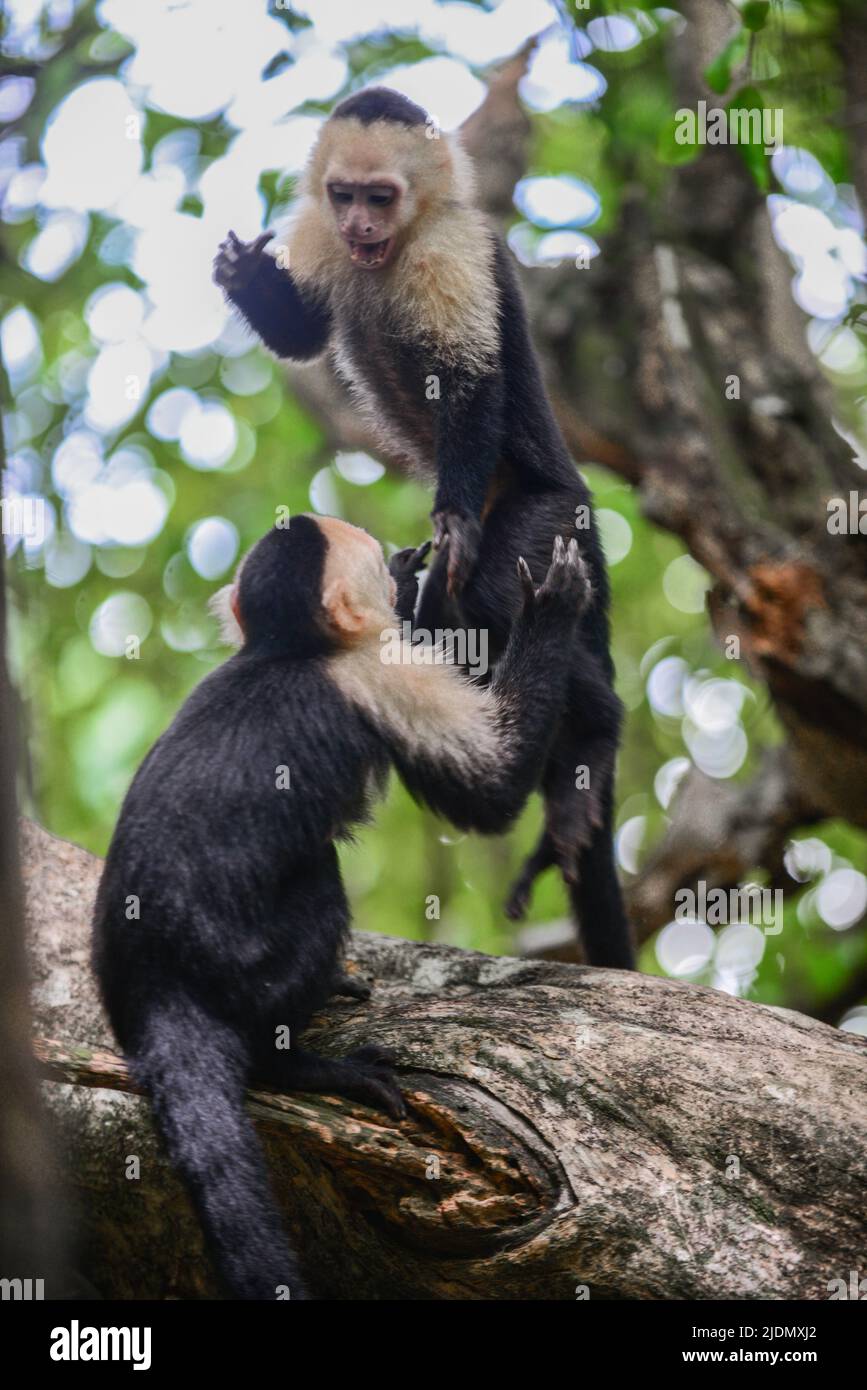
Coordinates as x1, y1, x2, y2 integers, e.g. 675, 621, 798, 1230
349, 238, 391, 267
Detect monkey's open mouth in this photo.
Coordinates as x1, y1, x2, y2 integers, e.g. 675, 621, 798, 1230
348, 238, 392, 268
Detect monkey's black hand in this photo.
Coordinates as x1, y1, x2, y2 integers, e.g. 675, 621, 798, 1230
213, 229, 274, 293
388, 540, 431, 622
432, 510, 481, 598
388, 540, 431, 582
517, 535, 592, 618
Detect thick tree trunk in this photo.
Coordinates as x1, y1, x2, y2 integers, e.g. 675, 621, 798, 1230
24, 819, 867, 1300
0, 407, 68, 1294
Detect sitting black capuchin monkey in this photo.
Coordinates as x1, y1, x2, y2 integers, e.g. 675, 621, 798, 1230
92, 513, 589, 1300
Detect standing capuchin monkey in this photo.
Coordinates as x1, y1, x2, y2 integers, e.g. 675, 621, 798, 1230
92, 514, 590, 1299
213, 87, 634, 970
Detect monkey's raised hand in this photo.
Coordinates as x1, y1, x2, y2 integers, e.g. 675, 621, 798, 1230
517, 536, 592, 618
388, 539, 431, 581
388, 539, 431, 622
432, 510, 481, 598
213, 229, 274, 292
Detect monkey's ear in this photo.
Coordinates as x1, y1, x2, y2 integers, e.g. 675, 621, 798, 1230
209, 583, 245, 647
323, 578, 367, 638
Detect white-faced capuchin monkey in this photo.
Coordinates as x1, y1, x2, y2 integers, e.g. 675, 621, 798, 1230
92, 514, 589, 1299
213, 87, 634, 970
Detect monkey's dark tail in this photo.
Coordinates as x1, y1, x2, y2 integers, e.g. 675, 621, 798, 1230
569, 811, 635, 970
131, 996, 306, 1300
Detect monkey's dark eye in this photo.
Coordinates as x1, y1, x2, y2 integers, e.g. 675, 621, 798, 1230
367, 189, 395, 207
328, 187, 353, 205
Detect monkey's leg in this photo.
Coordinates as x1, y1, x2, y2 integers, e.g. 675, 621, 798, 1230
457, 490, 576, 658
572, 797, 634, 970
540, 722, 618, 887
503, 728, 605, 922
534, 710, 634, 969
495, 569, 631, 967
414, 543, 465, 637
415, 490, 534, 686
504, 833, 556, 921
432, 485, 632, 964
507, 741, 632, 966
269, 1045, 405, 1121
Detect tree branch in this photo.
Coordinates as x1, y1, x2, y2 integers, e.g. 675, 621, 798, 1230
24, 818, 867, 1300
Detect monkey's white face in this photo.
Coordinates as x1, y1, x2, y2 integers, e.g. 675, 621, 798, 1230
325, 177, 406, 270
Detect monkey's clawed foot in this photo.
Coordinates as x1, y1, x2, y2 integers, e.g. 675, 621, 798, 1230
505, 790, 605, 920
343, 1044, 406, 1121
273, 1046, 405, 1122
213, 229, 274, 292
331, 969, 372, 1002
517, 535, 592, 615
432, 510, 481, 597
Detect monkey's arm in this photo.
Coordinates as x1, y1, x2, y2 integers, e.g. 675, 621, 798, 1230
431, 367, 505, 596
214, 231, 332, 361
392, 539, 589, 833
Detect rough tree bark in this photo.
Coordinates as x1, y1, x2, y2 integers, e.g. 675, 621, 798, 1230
24, 818, 867, 1300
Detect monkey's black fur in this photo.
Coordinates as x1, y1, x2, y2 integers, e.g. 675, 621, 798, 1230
213, 92, 634, 969
92, 517, 587, 1299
